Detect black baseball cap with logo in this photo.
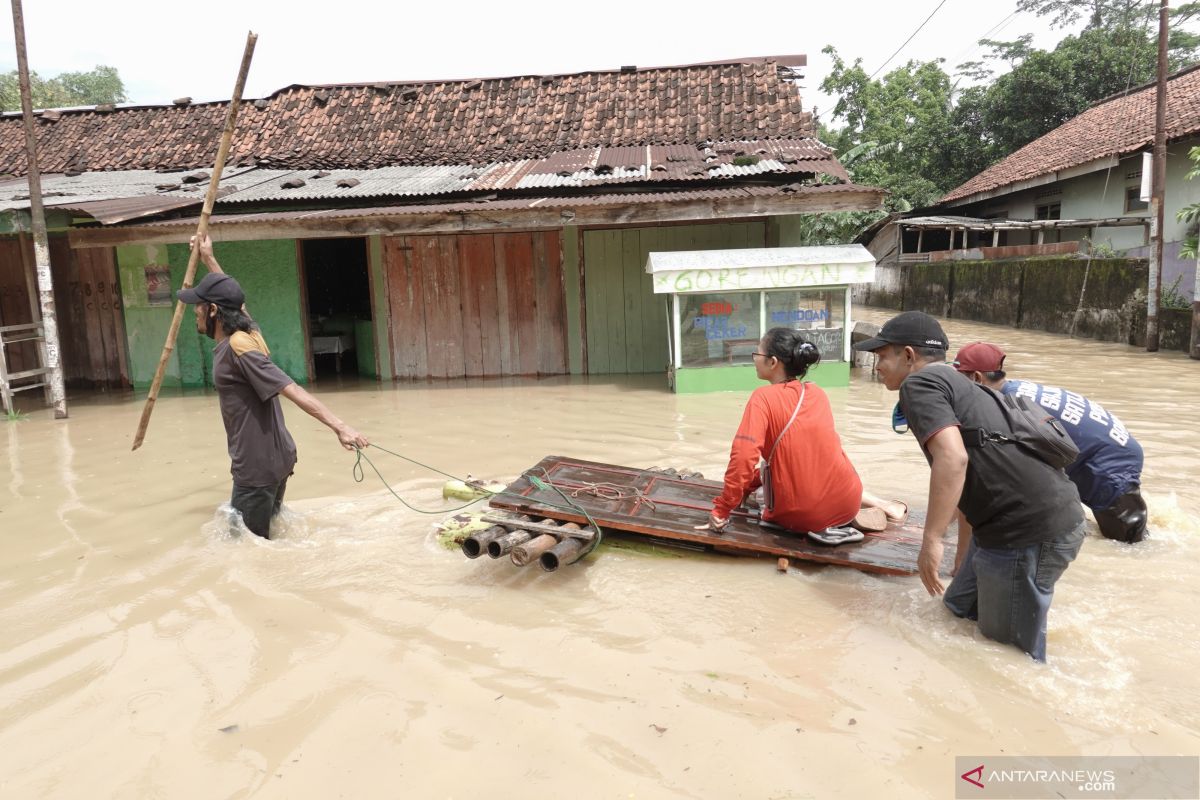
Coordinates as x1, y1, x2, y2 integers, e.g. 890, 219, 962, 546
852, 311, 949, 352
177, 273, 246, 309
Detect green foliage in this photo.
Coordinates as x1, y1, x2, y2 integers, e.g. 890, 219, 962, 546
0, 65, 127, 112
1176, 145, 1200, 259
784, 209, 886, 246
820, 46, 954, 211
1160, 275, 1192, 309
1083, 237, 1120, 258
4, 407, 26, 422
820, 1, 1200, 206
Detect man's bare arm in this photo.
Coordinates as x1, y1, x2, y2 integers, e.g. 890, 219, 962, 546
917, 427, 969, 596
279, 383, 369, 451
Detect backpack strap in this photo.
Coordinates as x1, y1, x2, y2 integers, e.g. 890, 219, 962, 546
961, 382, 1018, 448
765, 382, 806, 466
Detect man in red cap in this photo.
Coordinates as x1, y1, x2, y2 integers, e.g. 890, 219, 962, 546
854, 311, 1086, 662
179, 235, 369, 539
952, 341, 1146, 543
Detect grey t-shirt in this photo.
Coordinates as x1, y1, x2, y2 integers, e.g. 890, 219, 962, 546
212, 330, 297, 487
899, 364, 1082, 549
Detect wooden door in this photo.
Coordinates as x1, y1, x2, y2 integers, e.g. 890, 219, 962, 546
48, 239, 130, 388
383, 231, 567, 379
0, 237, 38, 374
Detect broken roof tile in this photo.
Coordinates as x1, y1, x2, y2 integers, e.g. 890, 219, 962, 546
0, 61, 817, 175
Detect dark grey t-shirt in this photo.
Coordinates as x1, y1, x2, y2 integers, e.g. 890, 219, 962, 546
213, 331, 297, 487
899, 364, 1082, 549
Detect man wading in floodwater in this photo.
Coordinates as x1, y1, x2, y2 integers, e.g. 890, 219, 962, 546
179, 235, 369, 539
951, 342, 1147, 543
855, 312, 1086, 662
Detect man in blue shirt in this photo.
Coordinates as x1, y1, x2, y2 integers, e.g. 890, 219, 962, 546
952, 342, 1147, 543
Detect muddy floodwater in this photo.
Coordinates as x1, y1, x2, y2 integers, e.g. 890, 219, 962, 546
2, 308, 1198, 798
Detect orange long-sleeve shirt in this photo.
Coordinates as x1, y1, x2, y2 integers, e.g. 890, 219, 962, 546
713, 381, 863, 533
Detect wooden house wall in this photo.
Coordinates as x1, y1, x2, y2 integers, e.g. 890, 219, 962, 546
0, 236, 129, 388
0, 237, 38, 374
384, 230, 567, 379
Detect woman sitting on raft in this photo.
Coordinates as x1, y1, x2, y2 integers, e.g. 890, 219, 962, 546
701, 327, 907, 535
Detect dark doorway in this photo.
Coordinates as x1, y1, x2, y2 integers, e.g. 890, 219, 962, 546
300, 237, 372, 379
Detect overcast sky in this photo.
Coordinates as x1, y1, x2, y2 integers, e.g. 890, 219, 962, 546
3, 0, 1086, 124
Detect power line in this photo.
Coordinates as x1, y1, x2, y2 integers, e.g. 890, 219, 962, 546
869, 0, 951, 80
950, 9, 1020, 69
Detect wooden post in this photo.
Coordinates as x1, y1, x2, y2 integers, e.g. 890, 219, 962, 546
992, 229, 1000, 248
131, 32, 257, 450
1191, 250, 1200, 359
915, 227, 924, 254
9, 0, 66, 418
16, 231, 49, 405
1147, 0, 1169, 352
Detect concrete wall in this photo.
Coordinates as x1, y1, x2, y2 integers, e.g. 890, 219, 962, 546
116, 238, 307, 388
861, 256, 1194, 352
950, 136, 1200, 299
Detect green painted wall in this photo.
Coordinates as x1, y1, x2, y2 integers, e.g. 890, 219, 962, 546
116, 243, 181, 386
582, 221, 767, 374
354, 319, 377, 378
116, 238, 307, 388
674, 361, 849, 393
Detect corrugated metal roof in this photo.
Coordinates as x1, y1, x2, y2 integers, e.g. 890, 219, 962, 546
0, 137, 854, 222
50, 195, 204, 225
131, 182, 882, 229
215, 165, 479, 203
0, 166, 265, 215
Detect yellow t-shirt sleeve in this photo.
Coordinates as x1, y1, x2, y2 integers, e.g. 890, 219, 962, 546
228, 330, 271, 358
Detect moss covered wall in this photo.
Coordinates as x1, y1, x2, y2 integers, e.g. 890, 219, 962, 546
872, 257, 1197, 351
950, 261, 1023, 326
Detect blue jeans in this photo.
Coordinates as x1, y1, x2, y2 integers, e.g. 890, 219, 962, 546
943, 520, 1086, 662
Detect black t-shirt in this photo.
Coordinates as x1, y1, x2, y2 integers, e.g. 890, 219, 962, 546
213, 330, 297, 487
899, 364, 1082, 549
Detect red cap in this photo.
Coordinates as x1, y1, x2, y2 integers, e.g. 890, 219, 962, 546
953, 342, 1006, 373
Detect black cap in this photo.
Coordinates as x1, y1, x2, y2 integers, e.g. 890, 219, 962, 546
853, 311, 949, 352
177, 272, 246, 309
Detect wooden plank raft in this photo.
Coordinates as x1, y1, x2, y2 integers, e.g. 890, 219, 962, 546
488, 455, 955, 576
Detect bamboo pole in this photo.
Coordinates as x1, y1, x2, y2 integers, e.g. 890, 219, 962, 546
131, 32, 257, 451
10, 0, 66, 418
461, 525, 508, 559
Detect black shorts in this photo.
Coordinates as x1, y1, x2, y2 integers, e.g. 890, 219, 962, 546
1092, 487, 1147, 543
230, 477, 289, 539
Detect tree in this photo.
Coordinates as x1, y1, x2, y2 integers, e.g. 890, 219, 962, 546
819, 46, 954, 211
0, 65, 127, 111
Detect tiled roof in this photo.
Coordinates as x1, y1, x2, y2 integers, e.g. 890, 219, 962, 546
0, 60, 814, 175
941, 64, 1200, 204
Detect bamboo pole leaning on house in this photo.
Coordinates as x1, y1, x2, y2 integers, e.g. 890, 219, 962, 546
131, 32, 257, 451
10, 0, 67, 418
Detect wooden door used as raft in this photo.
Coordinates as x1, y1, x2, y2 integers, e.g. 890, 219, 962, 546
489, 455, 956, 576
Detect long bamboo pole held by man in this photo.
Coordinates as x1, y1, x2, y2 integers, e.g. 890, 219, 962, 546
131, 32, 257, 451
